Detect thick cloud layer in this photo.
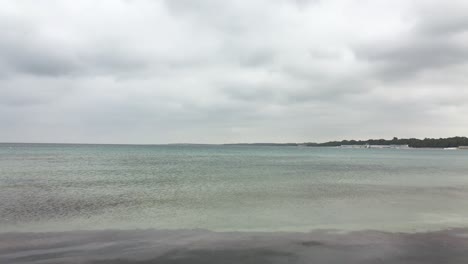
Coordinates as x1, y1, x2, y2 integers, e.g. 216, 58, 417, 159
1, 0, 467, 143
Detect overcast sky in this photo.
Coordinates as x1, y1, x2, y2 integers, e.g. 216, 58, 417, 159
1, 0, 468, 144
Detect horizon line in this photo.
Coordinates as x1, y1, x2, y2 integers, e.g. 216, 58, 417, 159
1, 136, 467, 146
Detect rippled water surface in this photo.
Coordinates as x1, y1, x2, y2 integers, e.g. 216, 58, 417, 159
1, 143, 468, 233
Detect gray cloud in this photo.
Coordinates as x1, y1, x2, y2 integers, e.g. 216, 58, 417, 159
358, 39, 468, 81
0, 20, 77, 76
416, 1, 468, 36
0, 0, 468, 143
355, 0, 468, 81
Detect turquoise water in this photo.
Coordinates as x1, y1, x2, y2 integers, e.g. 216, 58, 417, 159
1, 143, 468, 233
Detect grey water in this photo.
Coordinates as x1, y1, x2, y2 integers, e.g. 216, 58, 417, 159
3, 143, 468, 263
2, 143, 468, 233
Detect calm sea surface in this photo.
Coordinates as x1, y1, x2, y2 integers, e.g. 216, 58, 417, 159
1, 143, 468, 233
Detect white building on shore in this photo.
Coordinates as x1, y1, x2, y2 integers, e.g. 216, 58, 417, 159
340, 144, 410, 149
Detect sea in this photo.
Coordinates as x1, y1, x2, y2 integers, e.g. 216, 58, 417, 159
1, 143, 468, 263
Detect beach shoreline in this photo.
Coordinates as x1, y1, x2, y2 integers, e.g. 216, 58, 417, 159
2, 228, 468, 263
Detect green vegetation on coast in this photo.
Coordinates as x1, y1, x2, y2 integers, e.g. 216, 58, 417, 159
224, 137, 468, 148
304, 136, 468, 148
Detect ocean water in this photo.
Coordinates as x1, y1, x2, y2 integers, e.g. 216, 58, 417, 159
1, 143, 468, 233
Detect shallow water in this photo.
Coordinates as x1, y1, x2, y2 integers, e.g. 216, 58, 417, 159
1, 143, 468, 233
2, 228, 468, 264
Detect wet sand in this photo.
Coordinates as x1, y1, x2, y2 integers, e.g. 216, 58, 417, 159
1, 228, 468, 264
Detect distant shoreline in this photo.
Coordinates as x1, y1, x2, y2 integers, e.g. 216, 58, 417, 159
1, 136, 468, 149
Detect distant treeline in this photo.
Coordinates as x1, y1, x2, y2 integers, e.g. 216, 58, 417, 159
304, 137, 468, 148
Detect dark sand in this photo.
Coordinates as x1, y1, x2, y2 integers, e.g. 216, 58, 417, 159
1, 228, 468, 264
